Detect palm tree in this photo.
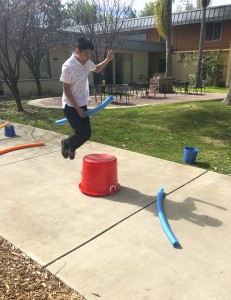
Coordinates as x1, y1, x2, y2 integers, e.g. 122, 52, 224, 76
195, 0, 210, 87
154, 0, 172, 77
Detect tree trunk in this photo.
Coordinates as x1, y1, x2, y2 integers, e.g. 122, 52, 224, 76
35, 78, 42, 97
166, 36, 172, 77
222, 81, 231, 105
166, 0, 172, 77
196, 6, 206, 87
5, 81, 24, 112
14, 88, 24, 112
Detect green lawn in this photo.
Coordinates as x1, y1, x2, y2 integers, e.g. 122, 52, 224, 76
0, 99, 231, 174
205, 86, 228, 94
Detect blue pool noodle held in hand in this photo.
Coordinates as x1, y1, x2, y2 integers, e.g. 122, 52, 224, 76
55, 95, 114, 125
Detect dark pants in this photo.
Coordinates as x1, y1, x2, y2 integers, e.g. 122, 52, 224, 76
63, 104, 91, 150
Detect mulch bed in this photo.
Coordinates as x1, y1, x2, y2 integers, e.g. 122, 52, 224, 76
0, 236, 85, 300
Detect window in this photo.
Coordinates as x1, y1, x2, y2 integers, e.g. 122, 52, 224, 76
103, 53, 132, 84
205, 22, 222, 41
126, 33, 146, 41
40, 53, 51, 79
28, 52, 51, 79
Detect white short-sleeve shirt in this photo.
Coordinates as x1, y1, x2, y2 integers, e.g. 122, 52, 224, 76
60, 53, 96, 108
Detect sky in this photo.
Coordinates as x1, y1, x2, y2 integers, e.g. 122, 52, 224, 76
61, 0, 231, 14
132, 0, 231, 13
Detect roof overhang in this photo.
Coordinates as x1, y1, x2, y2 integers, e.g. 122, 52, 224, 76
117, 39, 165, 52
173, 4, 231, 26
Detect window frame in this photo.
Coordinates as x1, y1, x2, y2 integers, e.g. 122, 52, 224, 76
205, 22, 222, 41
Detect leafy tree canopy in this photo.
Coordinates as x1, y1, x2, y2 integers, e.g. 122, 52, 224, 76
154, 0, 172, 40
140, 2, 154, 17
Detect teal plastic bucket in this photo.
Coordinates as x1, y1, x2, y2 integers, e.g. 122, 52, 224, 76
183, 146, 199, 164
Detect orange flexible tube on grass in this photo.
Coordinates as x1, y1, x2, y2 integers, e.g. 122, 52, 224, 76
0, 142, 45, 155
0, 121, 10, 129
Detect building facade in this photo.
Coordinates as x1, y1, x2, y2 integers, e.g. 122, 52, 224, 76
1, 4, 230, 97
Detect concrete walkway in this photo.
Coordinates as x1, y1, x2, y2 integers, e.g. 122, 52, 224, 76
0, 118, 230, 300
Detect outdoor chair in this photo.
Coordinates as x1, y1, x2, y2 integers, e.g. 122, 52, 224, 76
173, 80, 188, 93
108, 84, 129, 104
189, 80, 206, 95
187, 74, 205, 95
89, 84, 99, 102
149, 82, 160, 98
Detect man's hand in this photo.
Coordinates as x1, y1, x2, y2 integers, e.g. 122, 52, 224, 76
107, 50, 114, 61
76, 107, 85, 118
94, 50, 115, 73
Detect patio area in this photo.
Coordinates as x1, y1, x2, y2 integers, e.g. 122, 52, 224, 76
28, 91, 226, 109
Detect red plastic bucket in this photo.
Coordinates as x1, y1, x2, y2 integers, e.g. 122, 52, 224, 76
79, 154, 120, 196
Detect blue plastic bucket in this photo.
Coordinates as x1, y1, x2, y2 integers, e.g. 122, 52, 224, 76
5, 124, 16, 137
183, 146, 199, 164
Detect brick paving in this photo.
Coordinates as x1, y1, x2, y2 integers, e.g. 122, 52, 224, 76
28, 92, 225, 109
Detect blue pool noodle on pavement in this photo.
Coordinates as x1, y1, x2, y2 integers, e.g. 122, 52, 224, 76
55, 95, 114, 125
156, 187, 180, 248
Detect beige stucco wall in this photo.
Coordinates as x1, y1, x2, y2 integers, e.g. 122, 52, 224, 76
2, 45, 229, 98
115, 50, 149, 83
0, 46, 30, 80
123, 56, 131, 83
171, 53, 196, 82
49, 47, 70, 78
1, 50, 153, 97
172, 50, 230, 86
18, 46, 68, 81
2, 79, 62, 97
19, 58, 30, 79
132, 52, 149, 82
2, 46, 72, 97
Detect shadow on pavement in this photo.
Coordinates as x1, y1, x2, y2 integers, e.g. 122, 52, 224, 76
103, 186, 226, 228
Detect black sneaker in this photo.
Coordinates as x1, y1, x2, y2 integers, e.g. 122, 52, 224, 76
69, 148, 76, 160
61, 139, 69, 159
